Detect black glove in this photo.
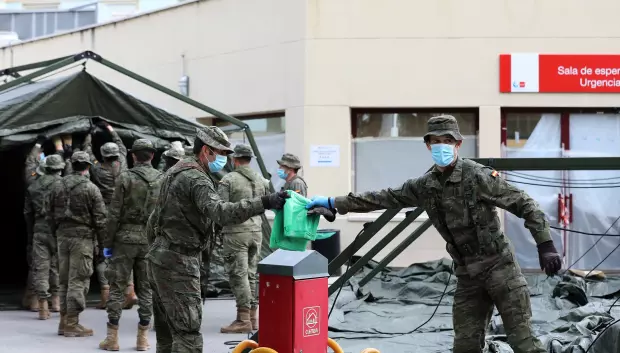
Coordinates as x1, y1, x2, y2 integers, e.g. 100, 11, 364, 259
537, 240, 562, 276
261, 190, 290, 210
307, 207, 336, 222
36, 135, 46, 145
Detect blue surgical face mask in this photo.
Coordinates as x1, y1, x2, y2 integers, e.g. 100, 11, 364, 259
208, 154, 227, 173
277, 169, 288, 180
431, 144, 455, 167
39, 152, 45, 161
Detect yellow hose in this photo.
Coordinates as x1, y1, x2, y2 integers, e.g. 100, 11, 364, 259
231, 340, 259, 353
360, 349, 381, 353
249, 348, 278, 353
327, 338, 344, 353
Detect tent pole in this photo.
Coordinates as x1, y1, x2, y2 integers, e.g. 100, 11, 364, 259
0, 55, 74, 76
0, 56, 78, 93
96, 53, 274, 182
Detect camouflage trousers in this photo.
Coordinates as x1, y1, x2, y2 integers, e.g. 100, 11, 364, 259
106, 243, 152, 322
94, 241, 134, 288
32, 233, 59, 299
452, 260, 545, 353
57, 234, 94, 315
149, 255, 203, 353
222, 231, 261, 309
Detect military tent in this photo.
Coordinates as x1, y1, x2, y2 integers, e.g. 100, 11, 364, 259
0, 70, 205, 302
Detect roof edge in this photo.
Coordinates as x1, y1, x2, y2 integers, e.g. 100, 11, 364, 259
0, 0, 201, 50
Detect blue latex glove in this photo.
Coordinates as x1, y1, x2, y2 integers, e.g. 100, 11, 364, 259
103, 248, 113, 259
305, 196, 334, 209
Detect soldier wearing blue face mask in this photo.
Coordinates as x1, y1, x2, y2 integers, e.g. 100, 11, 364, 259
276, 153, 307, 197
306, 115, 561, 353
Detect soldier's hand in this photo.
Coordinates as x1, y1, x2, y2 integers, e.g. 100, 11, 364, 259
95, 121, 109, 130
63, 144, 73, 159
307, 207, 336, 222
261, 190, 290, 210
537, 240, 562, 276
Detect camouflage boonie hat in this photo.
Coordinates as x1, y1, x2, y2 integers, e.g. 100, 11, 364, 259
71, 151, 92, 165
130, 139, 156, 152
423, 115, 464, 142
231, 144, 254, 158
44, 154, 66, 171
163, 147, 184, 160
277, 153, 302, 169
196, 126, 234, 154
35, 157, 46, 176
100, 142, 120, 157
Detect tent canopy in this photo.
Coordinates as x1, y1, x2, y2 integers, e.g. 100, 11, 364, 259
0, 70, 200, 149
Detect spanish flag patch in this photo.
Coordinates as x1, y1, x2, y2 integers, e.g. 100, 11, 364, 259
491, 170, 499, 178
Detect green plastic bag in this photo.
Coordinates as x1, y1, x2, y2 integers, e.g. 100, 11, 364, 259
269, 190, 321, 251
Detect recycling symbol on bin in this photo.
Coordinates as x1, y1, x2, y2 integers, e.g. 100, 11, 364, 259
305, 308, 318, 328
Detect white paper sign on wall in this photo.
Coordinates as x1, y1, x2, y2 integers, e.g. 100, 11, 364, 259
310, 145, 340, 167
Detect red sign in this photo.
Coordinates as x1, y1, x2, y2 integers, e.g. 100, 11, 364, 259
499, 54, 620, 93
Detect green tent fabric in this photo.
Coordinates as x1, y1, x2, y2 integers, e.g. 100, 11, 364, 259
0, 71, 200, 149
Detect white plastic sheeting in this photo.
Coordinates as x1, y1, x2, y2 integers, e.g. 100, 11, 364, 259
504, 114, 620, 270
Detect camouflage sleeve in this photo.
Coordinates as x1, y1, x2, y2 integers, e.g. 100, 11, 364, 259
83, 134, 98, 164
89, 185, 108, 246
333, 178, 423, 214
24, 144, 41, 186
45, 183, 58, 235
157, 157, 165, 171
23, 189, 34, 247
110, 130, 128, 170
476, 168, 551, 245
105, 173, 126, 248
145, 211, 156, 244
217, 175, 231, 202
289, 178, 307, 197
190, 173, 264, 226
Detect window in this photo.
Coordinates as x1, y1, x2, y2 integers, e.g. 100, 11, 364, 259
215, 113, 286, 190
504, 113, 548, 149
352, 109, 478, 193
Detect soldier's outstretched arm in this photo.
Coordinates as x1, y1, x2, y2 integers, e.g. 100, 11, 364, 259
25, 138, 44, 185
192, 176, 266, 226
477, 168, 552, 245
82, 133, 98, 164
90, 186, 108, 246
105, 174, 125, 248
306, 178, 424, 215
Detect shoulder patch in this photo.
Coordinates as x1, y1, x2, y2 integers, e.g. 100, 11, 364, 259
490, 170, 499, 178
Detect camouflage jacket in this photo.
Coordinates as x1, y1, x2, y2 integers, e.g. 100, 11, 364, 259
46, 173, 107, 245
83, 132, 128, 205
218, 165, 269, 234
283, 175, 307, 197
105, 162, 163, 247
24, 145, 72, 187
334, 157, 551, 277
147, 156, 265, 275
24, 173, 62, 242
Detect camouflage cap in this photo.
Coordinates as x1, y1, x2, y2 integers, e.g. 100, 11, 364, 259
71, 151, 92, 165
100, 142, 120, 157
130, 138, 156, 153
277, 153, 302, 169
231, 144, 254, 158
35, 157, 46, 176
196, 126, 234, 154
163, 147, 185, 160
423, 115, 464, 142
44, 154, 66, 171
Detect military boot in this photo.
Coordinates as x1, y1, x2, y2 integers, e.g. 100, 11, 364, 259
96, 285, 110, 309
50, 295, 60, 312
63, 314, 94, 337
220, 307, 252, 333
123, 284, 138, 310
29, 294, 39, 312
38, 299, 50, 320
99, 323, 120, 351
250, 307, 258, 330
58, 314, 66, 335
136, 324, 150, 351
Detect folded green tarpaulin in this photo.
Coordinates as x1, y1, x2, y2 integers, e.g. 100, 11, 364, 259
270, 190, 335, 251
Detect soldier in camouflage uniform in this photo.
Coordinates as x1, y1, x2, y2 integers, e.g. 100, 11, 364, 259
147, 126, 289, 353
158, 142, 185, 172
218, 144, 270, 334
99, 139, 163, 351
23, 135, 73, 312
83, 121, 137, 309
277, 153, 307, 197
46, 151, 107, 338
306, 115, 562, 353
24, 155, 66, 320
